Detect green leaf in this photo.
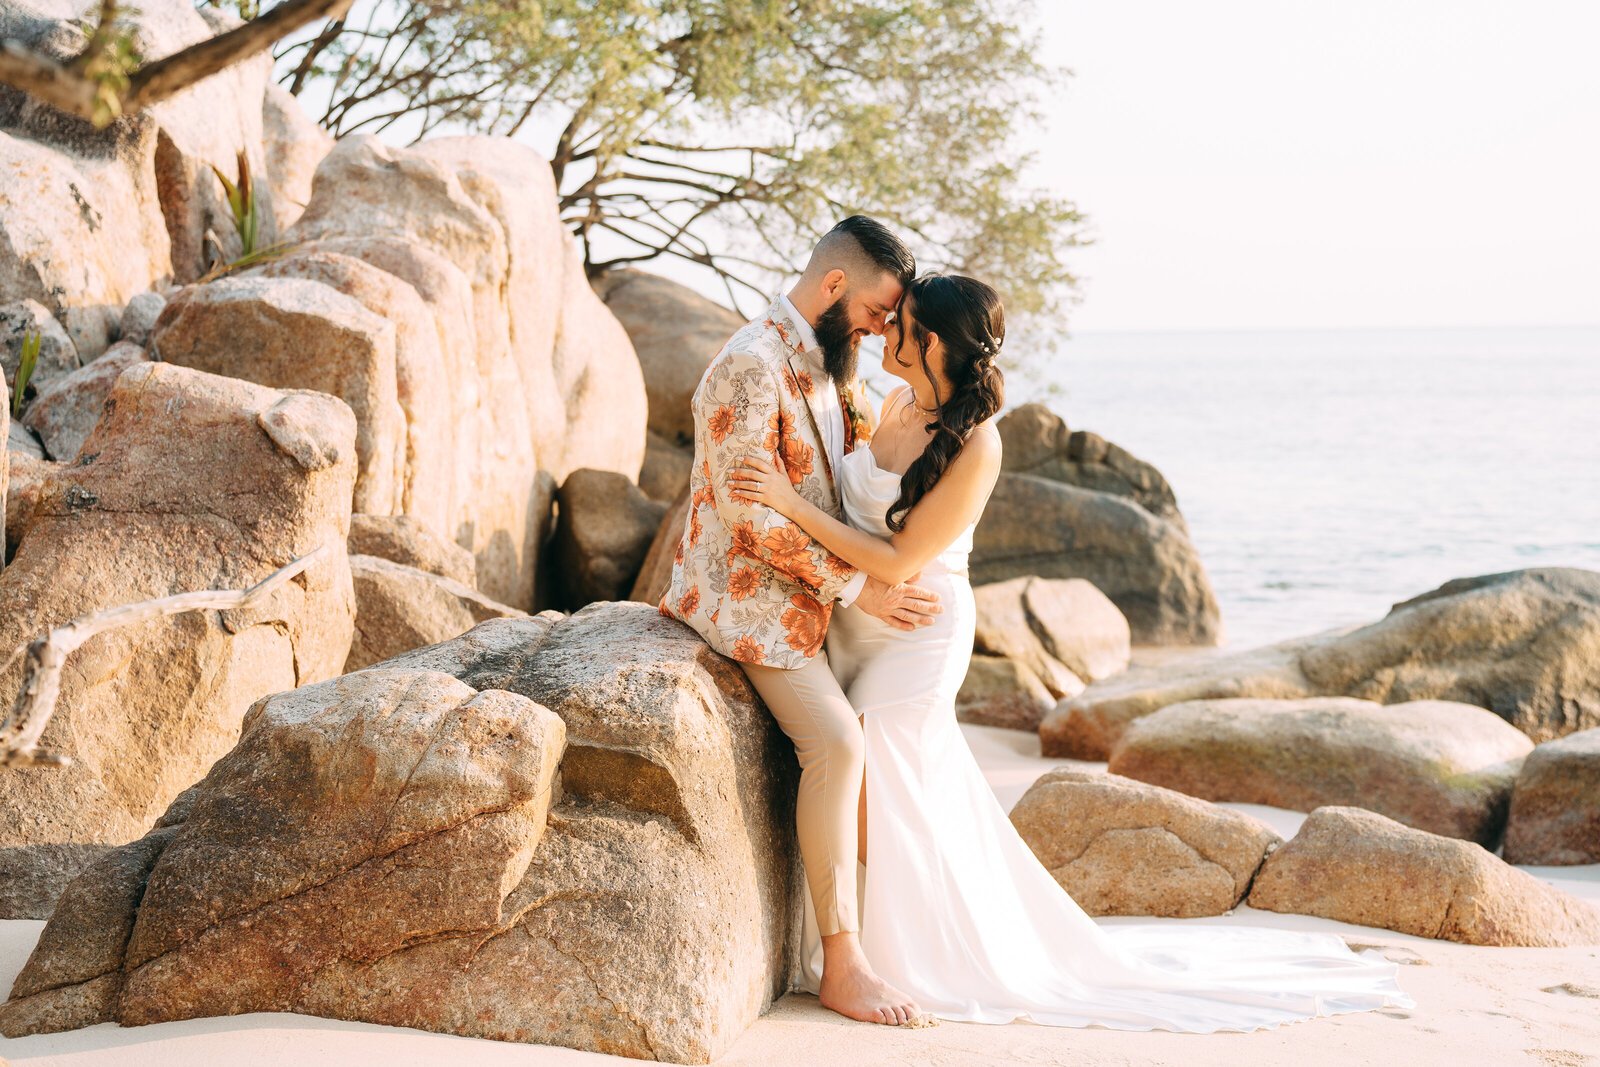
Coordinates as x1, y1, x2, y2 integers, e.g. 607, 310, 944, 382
12, 330, 40, 419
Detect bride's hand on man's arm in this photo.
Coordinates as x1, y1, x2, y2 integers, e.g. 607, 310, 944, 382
731, 453, 942, 629
730, 455, 807, 520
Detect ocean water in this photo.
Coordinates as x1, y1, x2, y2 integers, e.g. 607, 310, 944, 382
971, 326, 1600, 650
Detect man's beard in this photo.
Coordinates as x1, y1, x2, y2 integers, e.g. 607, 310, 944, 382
813, 294, 859, 383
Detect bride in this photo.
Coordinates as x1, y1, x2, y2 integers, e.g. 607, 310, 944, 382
729, 273, 1412, 1030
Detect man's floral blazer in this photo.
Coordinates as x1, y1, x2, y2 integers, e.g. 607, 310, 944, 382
662, 299, 875, 669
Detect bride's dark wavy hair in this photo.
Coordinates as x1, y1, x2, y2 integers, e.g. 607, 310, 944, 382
885, 273, 1006, 532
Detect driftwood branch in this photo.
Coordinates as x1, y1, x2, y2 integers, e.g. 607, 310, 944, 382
0, 544, 332, 770
0, 0, 354, 124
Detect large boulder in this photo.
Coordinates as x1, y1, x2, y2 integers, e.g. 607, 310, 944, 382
2, 604, 804, 1064
1043, 567, 1600, 758
1503, 728, 1600, 866
640, 429, 694, 504
344, 554, 524, 672
347, 512, 476, 586
0, 123, 164, 359
0, 0, 276, 337
1248, 806, 1600, 947
0, 362, 357, 918
117, 292, 167, 347
954, 654, 1056, 732
20, 340, 146, 461
1295, 568, 1600, 742
1108, 698, 1533, 844
286, 135, 647, 608
4, 450, 57, 558
250, 249, 453, 534
631, 487, 691, 607
140, 3, 278, 285
593, 269, 743, 448
974, 575, 1129, 698
0, 298, 77, 388
997, 403, 1187, 532
972, 473, 1221, 646
7, 418, 44, 459
0, 363, 6, 572
552, 468, 668, 608
1041, 634, 1330, 760
0, 667, 565, 1039
261, 83, 332, 232
1010, 768, 1280, 917
151, 275, 404, 518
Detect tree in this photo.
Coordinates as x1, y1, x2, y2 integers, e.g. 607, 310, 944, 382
278, 0, 1084, 321
0, 0, 353, 126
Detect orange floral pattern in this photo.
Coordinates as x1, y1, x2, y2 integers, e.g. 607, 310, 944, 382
708, 405, 738, 444
780, 593, 826, 657
728, 565, 761, 601
728, 519, 761, 563
763, 410, 799, 454
662, 300, 858, 668
763, 523, 823, 592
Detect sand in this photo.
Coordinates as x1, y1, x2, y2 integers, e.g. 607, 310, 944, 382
2, 723, 1597, 1067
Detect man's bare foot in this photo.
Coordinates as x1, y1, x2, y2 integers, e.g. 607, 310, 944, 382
818, 932, 921, 1025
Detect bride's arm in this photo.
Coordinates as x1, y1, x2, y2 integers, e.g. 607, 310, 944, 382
731, 428, 1001, 586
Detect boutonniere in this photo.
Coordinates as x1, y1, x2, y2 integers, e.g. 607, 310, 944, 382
838, 378, 874, 454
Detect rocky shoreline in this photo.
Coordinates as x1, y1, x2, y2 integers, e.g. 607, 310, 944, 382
0, 1, 1597, 1061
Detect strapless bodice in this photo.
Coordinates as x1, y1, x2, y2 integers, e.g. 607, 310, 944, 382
838, 446, 974, 572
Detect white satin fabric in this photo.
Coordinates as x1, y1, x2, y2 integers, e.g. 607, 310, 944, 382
796, 443, 1413, 1031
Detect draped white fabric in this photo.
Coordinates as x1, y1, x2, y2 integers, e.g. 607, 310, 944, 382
795, 444, 1413, 1031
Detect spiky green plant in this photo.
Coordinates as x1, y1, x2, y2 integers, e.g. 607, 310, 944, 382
11, 330, 40, 419
201, 149, 297, 282
210, 150, 260, 257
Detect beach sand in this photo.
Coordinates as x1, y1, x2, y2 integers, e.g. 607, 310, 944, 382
2, 723, 1596, 1067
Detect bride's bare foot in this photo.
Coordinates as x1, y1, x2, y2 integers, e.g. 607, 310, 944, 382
818, 932, 921, 1025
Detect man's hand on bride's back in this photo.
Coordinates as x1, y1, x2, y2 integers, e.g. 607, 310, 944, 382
854, 575, 942, 631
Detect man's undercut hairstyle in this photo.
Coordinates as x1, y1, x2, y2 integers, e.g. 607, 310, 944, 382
805, 215, 916, 288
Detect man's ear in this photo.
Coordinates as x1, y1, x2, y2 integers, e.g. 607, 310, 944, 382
822, 268, 847, 299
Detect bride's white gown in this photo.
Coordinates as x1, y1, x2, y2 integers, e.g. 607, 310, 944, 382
797, 441, 1413, 1030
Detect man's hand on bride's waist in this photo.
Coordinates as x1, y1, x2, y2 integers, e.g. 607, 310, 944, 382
854, 575, 942, 631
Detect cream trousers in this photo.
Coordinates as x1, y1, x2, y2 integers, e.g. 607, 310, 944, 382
739, 653, 862, 936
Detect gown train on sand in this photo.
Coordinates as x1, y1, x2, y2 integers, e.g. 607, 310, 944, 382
794, 441, 1411, 1031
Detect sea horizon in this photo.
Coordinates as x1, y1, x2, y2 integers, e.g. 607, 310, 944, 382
966, 322, 1600, 650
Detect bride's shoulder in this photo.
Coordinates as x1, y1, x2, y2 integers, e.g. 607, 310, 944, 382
876, 383, 910, 421
959, 420, 1003, 466
968, 418, 1002, 447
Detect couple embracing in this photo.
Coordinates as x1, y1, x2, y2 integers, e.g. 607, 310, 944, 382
662, 217, 1411, 1031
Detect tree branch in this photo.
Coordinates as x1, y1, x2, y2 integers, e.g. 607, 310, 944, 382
0, 545, 333, 769
129, 0, 357, 111
0, 40, 98, 118
0, 0, 356, 123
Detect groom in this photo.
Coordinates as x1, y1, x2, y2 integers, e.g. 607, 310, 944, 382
662, 216, 939, 1024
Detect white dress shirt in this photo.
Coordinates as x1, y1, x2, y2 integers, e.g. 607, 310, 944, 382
779, 293, 868, 607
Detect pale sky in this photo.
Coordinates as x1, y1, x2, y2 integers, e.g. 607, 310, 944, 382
1035, 1, 1600, 331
